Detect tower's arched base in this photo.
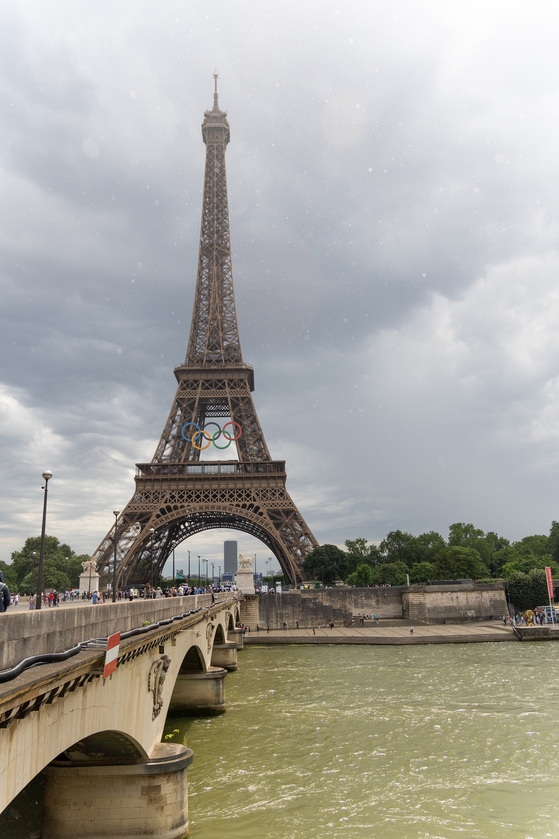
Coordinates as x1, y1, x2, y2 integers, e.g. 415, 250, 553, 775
93, 462, 317, 586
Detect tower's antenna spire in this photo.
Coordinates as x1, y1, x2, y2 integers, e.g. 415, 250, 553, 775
213, 70, 219, 110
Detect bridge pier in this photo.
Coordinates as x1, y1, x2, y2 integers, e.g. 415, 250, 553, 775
169, 666, 228, 714
228, 628, 244, 649
211, 642, 238, 670
41, 743, 193, 839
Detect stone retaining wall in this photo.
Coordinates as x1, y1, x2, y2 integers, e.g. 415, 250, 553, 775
242, 584, 507, 629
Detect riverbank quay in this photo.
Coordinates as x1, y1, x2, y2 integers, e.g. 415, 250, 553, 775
515, 625, 559, 641
241, 582, 509, 629
243, 621, 516, 645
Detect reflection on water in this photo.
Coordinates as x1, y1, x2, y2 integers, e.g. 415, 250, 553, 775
165, 644, 559, 839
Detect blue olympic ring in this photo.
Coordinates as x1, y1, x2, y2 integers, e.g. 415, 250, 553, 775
181, 421, 242, 450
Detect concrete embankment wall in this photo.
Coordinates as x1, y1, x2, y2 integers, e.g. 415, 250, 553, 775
241, 584, 507, 629
0, 594, 232, 670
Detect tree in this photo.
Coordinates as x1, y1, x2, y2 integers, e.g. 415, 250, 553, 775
548, 521, 559, 565
518, 534, 549, 557
448, 523, 509, 577
409, 561, 435, 584
8, 535, 90, 592
303, 544, 348, 586
507, 569, 549, 611
501, 553, 556, 579
433, 546, 489, 580
378, 531, 419, 567
414, 531, 446, 560
344, 538, 380, 573
374, 561, 408, 586
345, 563, 374, 587
378, 530, 445, 569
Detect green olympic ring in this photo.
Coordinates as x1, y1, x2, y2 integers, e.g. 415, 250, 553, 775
181, 421, 242, 450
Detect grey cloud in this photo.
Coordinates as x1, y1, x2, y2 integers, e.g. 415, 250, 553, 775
2, 1, 559, 561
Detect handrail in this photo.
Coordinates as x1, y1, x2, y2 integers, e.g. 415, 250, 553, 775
136, 461, 285, 477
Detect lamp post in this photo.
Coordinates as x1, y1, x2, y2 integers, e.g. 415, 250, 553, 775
149, 527, 155, 592
254, 553, 257, 584
218, 565, 221, 585
172, 548, 175, 587
187, 549, 191, 584
198, 555, 200, 587
212, 561, 215, 583
65, 556, 69, 591
205, 559, 209, 582
112, 509, 120, 603
36, 470, 53, 610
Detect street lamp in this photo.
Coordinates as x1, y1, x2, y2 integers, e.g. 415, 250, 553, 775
198, 555, 201, 587
218, 564, 221, 585
149, 527, 155, 591
112, 510, 120, 603
65, 556, 69, 591
172, 548, 175, 587
187, 549, 191, 584
36, 470, 52, 610
212, 561, 215, 583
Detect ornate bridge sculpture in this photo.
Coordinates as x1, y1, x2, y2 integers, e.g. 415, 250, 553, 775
92, 77, 317, 586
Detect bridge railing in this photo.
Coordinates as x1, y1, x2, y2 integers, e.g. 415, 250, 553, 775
0, 593, 241, 672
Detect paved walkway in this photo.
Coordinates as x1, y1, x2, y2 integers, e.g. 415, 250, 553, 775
244, 622, 516, 645
5, 599, 134, 613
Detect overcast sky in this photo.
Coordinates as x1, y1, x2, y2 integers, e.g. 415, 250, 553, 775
2, 0, 559, 572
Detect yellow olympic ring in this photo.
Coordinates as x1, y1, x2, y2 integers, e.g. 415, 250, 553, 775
191, 429, 212, 450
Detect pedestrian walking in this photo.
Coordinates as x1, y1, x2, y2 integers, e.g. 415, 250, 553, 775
0, 580, 10, 612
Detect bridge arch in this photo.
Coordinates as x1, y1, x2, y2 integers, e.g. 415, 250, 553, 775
1, 603, 237, 814
58, 730, 148, 763
178, 644, 206, 673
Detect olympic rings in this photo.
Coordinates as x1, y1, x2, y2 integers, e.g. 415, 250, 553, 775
181, 420, 243, 450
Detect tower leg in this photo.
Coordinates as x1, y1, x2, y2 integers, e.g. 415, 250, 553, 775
42, 744, 192, 839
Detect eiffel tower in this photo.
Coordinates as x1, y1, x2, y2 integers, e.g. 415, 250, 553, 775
92, 77, 317, 586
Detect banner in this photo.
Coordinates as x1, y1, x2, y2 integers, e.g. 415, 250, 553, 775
545, 566, 554, 601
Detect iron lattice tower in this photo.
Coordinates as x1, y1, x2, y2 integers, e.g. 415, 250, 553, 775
92, 78, 317, 586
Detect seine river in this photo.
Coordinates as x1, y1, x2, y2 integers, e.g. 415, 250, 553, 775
166, 643, 559, 839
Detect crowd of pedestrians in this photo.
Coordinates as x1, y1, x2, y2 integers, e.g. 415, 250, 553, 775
0, 568, 238, 613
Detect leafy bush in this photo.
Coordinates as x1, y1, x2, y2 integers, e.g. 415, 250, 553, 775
507, 569, 549, 611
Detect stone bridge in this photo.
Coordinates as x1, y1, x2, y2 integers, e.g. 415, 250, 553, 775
0, 594, 243, 838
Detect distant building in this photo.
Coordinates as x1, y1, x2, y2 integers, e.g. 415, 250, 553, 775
224, 541, 238, 574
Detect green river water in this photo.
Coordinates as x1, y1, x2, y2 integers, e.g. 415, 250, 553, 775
165, 643, 559, 839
